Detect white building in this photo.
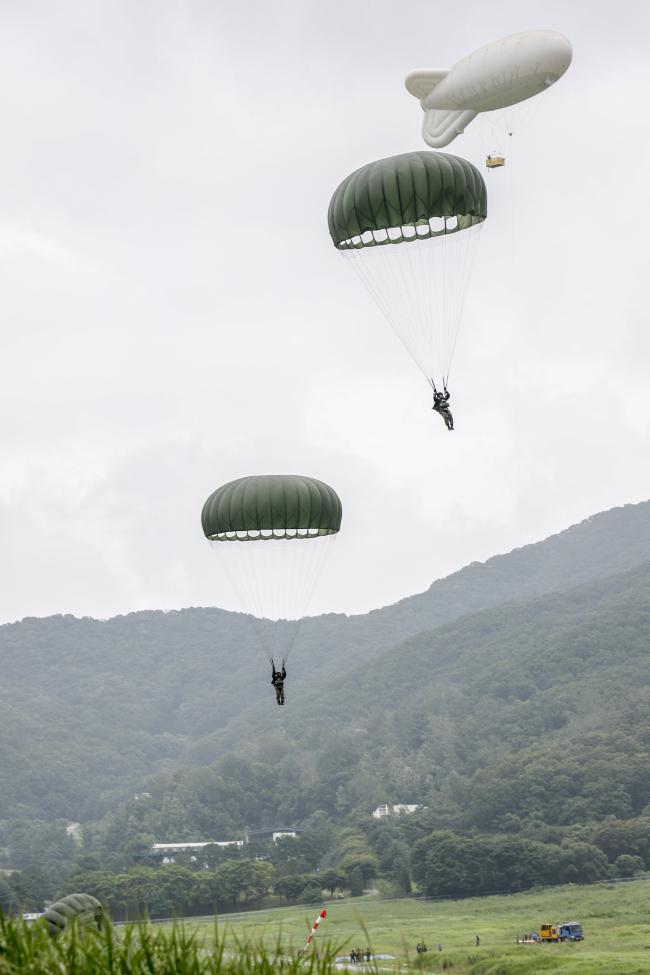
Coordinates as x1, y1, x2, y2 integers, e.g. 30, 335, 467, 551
372, 803, 421, 819
152, 830, 299, 864
152, 840, 244, 863
152, 840, 244, 853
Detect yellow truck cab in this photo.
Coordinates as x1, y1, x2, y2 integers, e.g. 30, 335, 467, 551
539, 923, 584, 942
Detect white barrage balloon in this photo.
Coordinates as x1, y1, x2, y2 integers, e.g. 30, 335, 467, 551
406, 30, 573, 149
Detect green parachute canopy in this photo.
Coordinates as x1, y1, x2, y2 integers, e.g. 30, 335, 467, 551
328, 150, 487, 249
328, 150, 487, 388
42, 893, 103, 935
201, 475, 342, 542
202, 475, 342, 661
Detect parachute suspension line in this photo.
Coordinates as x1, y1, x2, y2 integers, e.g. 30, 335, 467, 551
444, 221, 484, 386
210, 538, 278, 658
226, 549, 280, 660
346, 228, 426, 375
342, 220, 483, 391
343, 236, 424, 372
409, 224, 443, 382
440, 229, 452, 387
210, 534, 337, 662
274, 532, 337, 661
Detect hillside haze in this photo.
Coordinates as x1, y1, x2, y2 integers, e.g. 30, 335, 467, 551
1, 499, 650, 824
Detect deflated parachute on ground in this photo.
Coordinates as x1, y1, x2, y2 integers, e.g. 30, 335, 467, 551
202, 475, 342, 661
329, 150, 486, 390
42, 893, 103, 935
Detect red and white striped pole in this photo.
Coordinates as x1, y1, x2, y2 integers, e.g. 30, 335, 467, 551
303, 909, 327, 952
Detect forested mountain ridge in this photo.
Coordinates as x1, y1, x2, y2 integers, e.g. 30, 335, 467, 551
293, 498, 650, 674
54, 554, 650, 912
1, 499, 650, 826
360, 498, 650, 631
162, 558, 650, 835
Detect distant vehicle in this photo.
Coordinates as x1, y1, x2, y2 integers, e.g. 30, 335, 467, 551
539, 922, 584, 942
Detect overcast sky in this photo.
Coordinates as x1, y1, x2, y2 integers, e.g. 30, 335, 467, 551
0, 0, 648, 623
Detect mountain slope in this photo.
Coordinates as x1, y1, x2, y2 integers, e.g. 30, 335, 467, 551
1, 499, 649, 821
130, 559, 650, 838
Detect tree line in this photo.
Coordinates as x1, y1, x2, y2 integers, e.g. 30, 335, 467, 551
5, 812, 650, 917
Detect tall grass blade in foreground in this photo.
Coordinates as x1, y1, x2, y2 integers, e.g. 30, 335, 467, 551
0, 913, 344, 975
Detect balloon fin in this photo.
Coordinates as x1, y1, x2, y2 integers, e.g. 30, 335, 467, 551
421, 108, 478, 148
405, 69, 449, 100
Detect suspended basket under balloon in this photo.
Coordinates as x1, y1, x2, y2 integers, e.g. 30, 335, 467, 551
486, 154, 506, 169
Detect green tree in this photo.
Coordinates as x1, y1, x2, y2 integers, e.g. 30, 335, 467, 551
274, 874, 308, 903
320, 869, 345, 896
215, 860, 274, 906
613, 854, 645, 878
348, 866, 364, 897
0, 875, 17, 913
300, 881, 323, 904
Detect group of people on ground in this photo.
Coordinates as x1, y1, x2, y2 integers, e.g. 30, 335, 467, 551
349, 948, 372, 963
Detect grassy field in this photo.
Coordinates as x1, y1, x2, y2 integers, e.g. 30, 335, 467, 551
180, 879, 650, 974
3, 881, 650, 973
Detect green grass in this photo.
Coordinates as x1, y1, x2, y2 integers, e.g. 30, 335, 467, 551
177, 878, 650, 974
0, 914, 336, 974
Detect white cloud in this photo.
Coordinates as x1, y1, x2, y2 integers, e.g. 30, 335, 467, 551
0, 0, 649, 622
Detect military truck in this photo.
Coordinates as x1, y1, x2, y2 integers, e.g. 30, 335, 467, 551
539, 922, 584, 942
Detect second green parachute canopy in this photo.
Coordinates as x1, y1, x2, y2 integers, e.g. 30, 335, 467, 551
329, 150, 487, 390
201, 475, 342, 540
202, 475, 342, 661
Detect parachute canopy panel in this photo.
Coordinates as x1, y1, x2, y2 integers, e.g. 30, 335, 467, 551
201, 475, 343, 542
328, 151, 487, 250
42, 893, 103, 935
